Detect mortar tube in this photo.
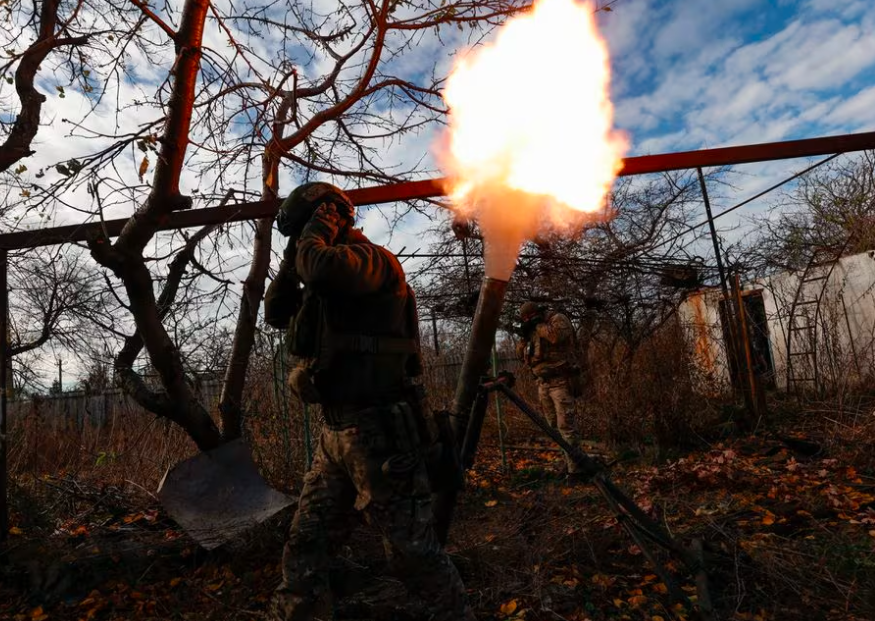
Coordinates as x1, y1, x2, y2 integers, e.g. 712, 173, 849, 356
451, 277, 510, 440
433, 276, 509, 545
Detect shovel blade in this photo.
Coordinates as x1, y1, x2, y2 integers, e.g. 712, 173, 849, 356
157, 438, 294, 550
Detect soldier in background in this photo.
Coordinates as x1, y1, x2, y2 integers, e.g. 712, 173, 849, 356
264, 182, 474, 621
516, 301, 584, 478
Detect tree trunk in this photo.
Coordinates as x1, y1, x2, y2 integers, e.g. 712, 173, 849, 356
218, 98, 295, 440
88, 0, 220, 450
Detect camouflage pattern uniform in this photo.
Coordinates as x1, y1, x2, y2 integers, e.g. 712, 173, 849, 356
264, 189, 475, 621
518, 310, 583, 474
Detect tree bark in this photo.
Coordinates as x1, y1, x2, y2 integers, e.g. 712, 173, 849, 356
88, 0, 219, 450
0, 0, 89, 172
218, 96, 295, 440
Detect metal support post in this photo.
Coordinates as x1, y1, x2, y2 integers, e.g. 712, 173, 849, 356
731, 273, 765, 423
0, 249, 8, 545
272, 332, 293, 476
697, 167, 729, 298
431, 314, 440, 356
491, 347, 507, 471
698, 168, 752, 418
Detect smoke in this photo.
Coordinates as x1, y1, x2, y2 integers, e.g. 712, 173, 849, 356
455, 185, 602, 281
434, 0, 627, 283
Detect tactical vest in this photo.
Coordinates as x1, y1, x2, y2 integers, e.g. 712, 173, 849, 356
528, 312, 575, 380
286, 284, 423, 405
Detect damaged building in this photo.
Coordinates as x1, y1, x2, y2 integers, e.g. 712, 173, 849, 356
678, 250, 875, 394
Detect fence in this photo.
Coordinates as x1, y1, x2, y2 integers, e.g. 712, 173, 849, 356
5, 351, 535, 492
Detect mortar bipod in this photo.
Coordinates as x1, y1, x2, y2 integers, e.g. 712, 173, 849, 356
469, 372, 715, 620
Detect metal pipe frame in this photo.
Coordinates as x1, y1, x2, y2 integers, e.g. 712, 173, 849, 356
2, 129, 875, 546
2, 131, 874, 251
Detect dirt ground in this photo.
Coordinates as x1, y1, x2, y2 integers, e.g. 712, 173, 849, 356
2, 424, 875, 621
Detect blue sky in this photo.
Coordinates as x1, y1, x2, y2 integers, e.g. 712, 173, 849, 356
363, 0, 875, 257
7, 0, 875, 385
603, 0, 875, 154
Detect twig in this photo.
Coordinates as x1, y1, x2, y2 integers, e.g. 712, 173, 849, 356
690, 538, 717, 621
125, 478, 159, 500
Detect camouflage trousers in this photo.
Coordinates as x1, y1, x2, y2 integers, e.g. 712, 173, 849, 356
537, 376, 582, 474
271, 403, 475, 621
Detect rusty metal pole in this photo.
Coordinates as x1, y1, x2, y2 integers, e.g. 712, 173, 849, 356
731, 273, 764, 423
697, 168, 729, 297
697, 168, 749, 409
433, 276, 509, 544
491, 347, 508, 471
0, 249, 8, 545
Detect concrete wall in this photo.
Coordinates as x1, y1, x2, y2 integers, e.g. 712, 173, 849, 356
679, 250, 875, 393
676, 288, 733, 394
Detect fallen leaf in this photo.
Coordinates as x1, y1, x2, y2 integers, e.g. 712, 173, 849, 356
9, 526, 23, 535
30, 607, 48, 621
499, 599, 518, 616
628, 595, 648, 607
591, 573, 614, 588
170, 577, 182, 588
762, 514, 775, 526
484, 500, 498, 507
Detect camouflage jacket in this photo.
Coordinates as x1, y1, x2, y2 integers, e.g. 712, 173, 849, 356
518, 311, 576, 379
265, 218, 420, 405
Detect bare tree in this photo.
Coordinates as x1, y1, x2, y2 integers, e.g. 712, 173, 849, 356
0, 0, 91, 173
745, 151, 875, 275
33, 0, 527, 449
414, 170, 715, 356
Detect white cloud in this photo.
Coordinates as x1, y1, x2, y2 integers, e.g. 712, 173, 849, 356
825, 85, 875, 128
5, 0, 875, 385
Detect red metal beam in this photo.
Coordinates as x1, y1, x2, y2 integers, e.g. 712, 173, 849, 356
1, 131, 874, 250
617, 131, 875, 175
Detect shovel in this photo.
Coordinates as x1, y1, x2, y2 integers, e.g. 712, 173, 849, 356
157, 438, 294, 550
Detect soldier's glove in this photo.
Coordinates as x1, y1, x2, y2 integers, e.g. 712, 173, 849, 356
288, 362, 321, 404
300, 202, 354, 245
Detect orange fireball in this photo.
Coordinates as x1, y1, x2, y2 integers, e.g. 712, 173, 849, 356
437, 0, 627, 277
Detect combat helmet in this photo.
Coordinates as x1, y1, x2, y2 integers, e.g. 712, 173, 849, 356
276, 182, 354, 236
520, 301, 545, 322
